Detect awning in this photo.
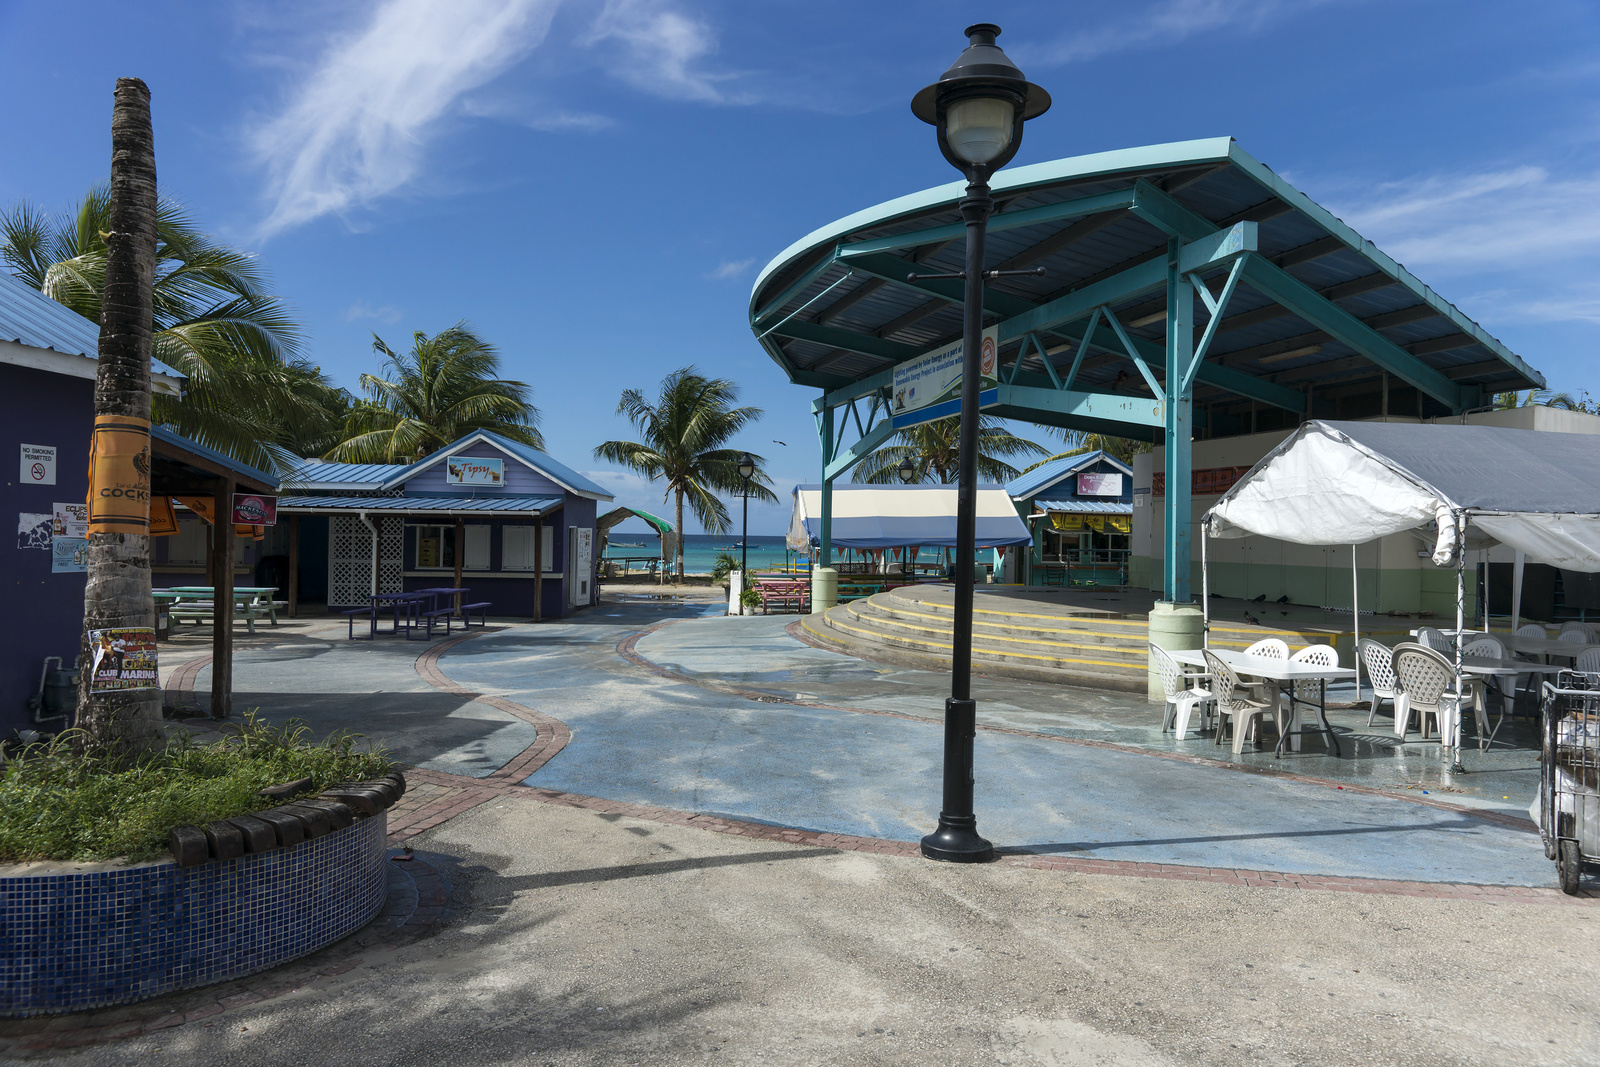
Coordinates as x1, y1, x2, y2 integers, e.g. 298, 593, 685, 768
1205, 420, 1600, 571
1034, 499, 1132, 514
277, 495, 561, 516
597, 505, 679, 562
787, 484, 1033, 551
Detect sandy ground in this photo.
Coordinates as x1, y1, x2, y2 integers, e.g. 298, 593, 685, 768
48, 796, 1600, 1067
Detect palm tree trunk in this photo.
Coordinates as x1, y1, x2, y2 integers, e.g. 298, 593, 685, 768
675, 487, 685, 581
78, 78, 161, 750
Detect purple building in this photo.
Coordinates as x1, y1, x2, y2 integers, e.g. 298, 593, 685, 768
274, 431, 612, 619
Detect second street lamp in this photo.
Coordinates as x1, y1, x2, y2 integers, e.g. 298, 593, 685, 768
897, 457, 918, 484
911, 24, 1050, 863
737, 452, 756, 579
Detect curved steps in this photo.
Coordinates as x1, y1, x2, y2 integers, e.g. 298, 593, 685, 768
801, 586, 1150, 692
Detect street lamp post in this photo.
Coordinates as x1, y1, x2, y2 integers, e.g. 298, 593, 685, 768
911, 24, 1050, 863
738, 452, 756, 579
897, 457, 917, 484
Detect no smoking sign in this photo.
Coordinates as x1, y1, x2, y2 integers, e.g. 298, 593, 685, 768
20, 444, 56, 486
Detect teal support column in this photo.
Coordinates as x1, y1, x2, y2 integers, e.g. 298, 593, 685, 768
1162, 240, 1194, 604
817, 402, 834, 567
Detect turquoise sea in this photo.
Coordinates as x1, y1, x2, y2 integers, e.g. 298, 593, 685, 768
601, 532, 971, 575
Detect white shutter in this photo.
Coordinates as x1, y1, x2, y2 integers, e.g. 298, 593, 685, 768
541, 525, 555, 572
464, 525, 491, 570
503, 526, 535, 571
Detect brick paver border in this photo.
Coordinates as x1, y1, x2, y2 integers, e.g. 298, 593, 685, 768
0, 852, 450, 1055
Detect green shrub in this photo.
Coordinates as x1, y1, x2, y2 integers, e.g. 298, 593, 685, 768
0, 713, 394, 864
711, 551, 738, 580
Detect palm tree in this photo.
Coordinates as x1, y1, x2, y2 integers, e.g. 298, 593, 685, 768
78, 79, 161, 750
1493, 388, 1580, 411
1020, 428, 1152, 474
852, 414, 1046, 484
2, 186, 339, 474
330, 325, 541, 463
595, 366, 776, 578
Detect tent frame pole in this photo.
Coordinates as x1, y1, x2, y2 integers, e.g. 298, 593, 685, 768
1452, 511, 1467, 770
1351, 543, 1361, 700
1200, 518, 1210, 647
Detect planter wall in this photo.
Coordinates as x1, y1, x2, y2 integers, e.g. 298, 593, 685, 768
0, 809, 388, 1017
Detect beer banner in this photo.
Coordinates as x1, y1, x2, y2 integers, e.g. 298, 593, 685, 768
1049, 513, 1084, 532
86, 415, 151, 535
175, 496, 217, 525
150, 496, 179, 537
234, 524, 264, 541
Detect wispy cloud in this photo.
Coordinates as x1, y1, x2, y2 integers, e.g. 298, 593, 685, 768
249, 0, 560, 236
343, 302, 402, 324
1025, 0, 1338, 65
584, 0, 746, 103
705, 258, 755, 281
1324, 163, 1600, 324
459, 94, 614, 132
581, 467, 661, 501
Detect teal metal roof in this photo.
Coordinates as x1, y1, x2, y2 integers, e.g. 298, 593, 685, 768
749, 138, 1542, 428
1005, 450, 1133, 500
277, 495, 562, 514
377, 430, 613, 500
1034, 499, 1131, 515
0, 271, 183, 383
288, 459, 406, 490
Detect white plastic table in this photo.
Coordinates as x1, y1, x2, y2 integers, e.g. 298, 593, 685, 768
1171, 649, 1354, 754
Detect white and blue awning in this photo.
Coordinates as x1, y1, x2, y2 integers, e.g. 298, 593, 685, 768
787, 484, 1032, 551
278, 495, 562, 516
1033, 499, 1132, 515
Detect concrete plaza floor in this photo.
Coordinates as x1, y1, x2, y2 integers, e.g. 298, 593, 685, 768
82, 595, 1596, 1067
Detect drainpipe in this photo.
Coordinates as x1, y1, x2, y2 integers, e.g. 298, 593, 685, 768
359, 511, 379, 595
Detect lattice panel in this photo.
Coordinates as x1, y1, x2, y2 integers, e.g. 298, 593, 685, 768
329, 515, 369, 608
377, 517, 403, 594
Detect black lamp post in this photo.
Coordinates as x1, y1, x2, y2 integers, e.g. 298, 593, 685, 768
911, 24, 1050, 864
737, 452, 756, 579
897, 457, 917, 484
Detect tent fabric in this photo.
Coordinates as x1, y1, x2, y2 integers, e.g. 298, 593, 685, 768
597, 506, 677, 562
788, 484, 1033, 552
1206, 420, 1600, 571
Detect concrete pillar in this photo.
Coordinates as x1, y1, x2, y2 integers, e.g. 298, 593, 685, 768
811, 567, 838, 614
1147, 600, 1204, 702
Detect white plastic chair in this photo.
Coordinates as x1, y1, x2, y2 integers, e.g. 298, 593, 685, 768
1416, 626, 1453, 654
1284, 644, 1339, 754
1576, 647, 1600, 675
1558, 629, 1590, 645
1559, 621, 1596, 640
1391, 643, 1467, 742
1359, 639, 1399, 728
1463, 635, 1505, 659
1516, 624, 1546, 639
1244, 638, 1289, 659
1204, 648, 1274, 755
1152, 644, 1215, 740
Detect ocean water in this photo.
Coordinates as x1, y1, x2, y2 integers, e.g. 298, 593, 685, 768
600, 532, 966, 575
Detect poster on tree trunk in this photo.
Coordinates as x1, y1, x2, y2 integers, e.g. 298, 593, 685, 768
87, 627, 159, 692
86, 415, 152, 535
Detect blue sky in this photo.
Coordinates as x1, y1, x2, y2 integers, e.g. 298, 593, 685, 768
2, 0, 1597, 534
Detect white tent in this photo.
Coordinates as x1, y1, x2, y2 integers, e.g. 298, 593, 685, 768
787, 483, 1032, 552
1202, 420, 1600, 752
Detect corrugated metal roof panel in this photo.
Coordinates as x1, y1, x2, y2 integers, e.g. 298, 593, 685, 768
287, 460, 408, 488
1035, 499, 1133, 514
277, 495, 562, 513
1005, 451, 1134, 500
151, 425, 279, 490
0, 271, 183, 380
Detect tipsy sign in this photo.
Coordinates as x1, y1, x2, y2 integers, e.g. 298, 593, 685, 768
446, 455, 504, 486
231, 493, 278, 525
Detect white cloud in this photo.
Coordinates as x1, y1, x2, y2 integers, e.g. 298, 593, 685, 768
705, 258, 755, 280
458, 94, 614, 132
1322, 163, 1600, 324
1027, 0, 1338, 65
249, 0, 561, 236
344, 302, 402, 324
582, 467, 664, 502
584, 0, 744, 103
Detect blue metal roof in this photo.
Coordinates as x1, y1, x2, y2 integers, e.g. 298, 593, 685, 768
1005, 450, 1133, 500
378, 430, 613, 500
277, 495, 562, 514
1034, 499, 1132, 515
151, 424, 279, 490
286, 459, 407, 490
0, 271, 183, 381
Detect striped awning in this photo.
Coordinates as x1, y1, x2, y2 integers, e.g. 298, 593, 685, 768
277, 495, 562, 515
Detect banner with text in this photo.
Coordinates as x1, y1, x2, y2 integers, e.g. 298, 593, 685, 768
891, 325, 1000, 429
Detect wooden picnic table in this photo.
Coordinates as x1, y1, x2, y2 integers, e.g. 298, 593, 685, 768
155, 586, 281, 634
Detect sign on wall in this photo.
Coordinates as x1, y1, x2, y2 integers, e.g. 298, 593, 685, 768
88, 627, 159, 693
17, 513, 50, 550
891, 325, 1000, 429
446, 455, 504, 486
1077, 472, 1124, 497
20, 443, 56, 485
51, 502, 90, 573
231, 493, 278, 526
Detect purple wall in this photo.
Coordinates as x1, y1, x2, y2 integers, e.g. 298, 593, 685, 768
1, 363, 93, 738
401, 440, 564, 497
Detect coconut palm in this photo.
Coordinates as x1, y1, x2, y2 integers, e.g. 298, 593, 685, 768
1020, 428, 1152, 474
1493, 388, 1581, 411
77, 79, 161, 749
330, 325, 541, 463
2, 187, 342, 473
852, 414, 1046, 484
595, 366, 776, 578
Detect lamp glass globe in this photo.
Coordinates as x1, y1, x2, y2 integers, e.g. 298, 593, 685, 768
944, 96, 1015, 164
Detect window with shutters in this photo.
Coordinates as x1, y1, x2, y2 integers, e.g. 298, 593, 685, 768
503, 526, 535, 571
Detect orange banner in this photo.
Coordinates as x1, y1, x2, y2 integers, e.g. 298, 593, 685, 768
175, 496, 217, 525
86, 415, 151, 535
150, 496, 179, 537
234, 524, 264, 541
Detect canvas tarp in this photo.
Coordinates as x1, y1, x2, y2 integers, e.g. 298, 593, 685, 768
787, 484, 1033, 552
1206, 420, 1600, 571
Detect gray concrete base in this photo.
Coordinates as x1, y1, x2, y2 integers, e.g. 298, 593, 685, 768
810, 566, 837, 614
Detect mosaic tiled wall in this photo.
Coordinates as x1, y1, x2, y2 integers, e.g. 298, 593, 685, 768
0, 813, 387, 1017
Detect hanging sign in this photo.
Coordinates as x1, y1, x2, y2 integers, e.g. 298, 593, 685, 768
891, 325, 1000, 429
175, 496, 217, 525
20, 443, 56, 485
150, 497, 179, 537
446, 456, 504, 486
231, 493, 277, 525
1077, 472, 1124, 497
88, 627, 159, 693
86, 415, 151, 535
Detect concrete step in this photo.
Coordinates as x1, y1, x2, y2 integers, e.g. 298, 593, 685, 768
861, 594, 1150, 652
843, 599, 1147, 665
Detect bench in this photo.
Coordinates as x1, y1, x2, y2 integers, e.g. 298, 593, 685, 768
421, 607, 455, 639
459, 602, 491, 628
340, 606, 376, 640
755, 581, 809, 614
167, 599, 274, 634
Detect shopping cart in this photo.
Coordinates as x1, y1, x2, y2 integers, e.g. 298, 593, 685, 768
1540, 671, 1600, 894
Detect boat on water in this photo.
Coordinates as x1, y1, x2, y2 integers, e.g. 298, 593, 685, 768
610, 541, 646, 548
